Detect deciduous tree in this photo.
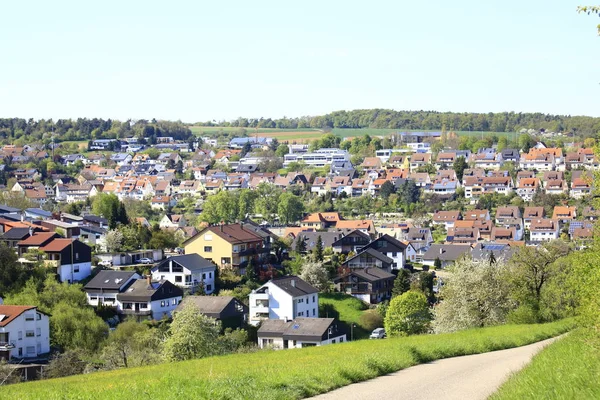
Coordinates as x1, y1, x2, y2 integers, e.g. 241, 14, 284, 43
384, 291, 431, 336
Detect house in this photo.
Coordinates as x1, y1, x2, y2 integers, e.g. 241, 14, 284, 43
446, 227, 480, 245
570, 177, 592, 199
334, 267, 394, 304
292, 232, 344, 254
432, 211, 461, 230
175, 296, 248, 328
249, 276, 319, 326
529, 219, 560, 242
159, 214, 186, 229
0, 227, 33, 249
110, 153, 133, 166
0, 305, 50, 361
79, 225, 107, 250
422, 244, 471, 268
39, 238, 93, 283
342, 248, 394, 272
151, 196, 176, 210
331, 230, 371, 254
359, 234, 408, 270
583, 206, 600, 221
516, 178, 540, 201
491, 227, 517, 241
544, 179, 568, 195
523, 207, 545, 230
335, 220, 377, 236
24, 208, 52, 221
552, 206, 577, 225
495, 206, 521, 224
184, 223, 267, 270
84, 270, 141, 309
500, 149, 520, 164
152, 254, 216, 294
405, 228, 433, 252
257, 318, 346, 349
471, 242, 517, 263
409, 153, 431, 172
463, 209, 490, 221
361, 157, 383, 170
116, 278, 183, 320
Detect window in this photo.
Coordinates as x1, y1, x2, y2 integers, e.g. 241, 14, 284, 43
140, 303, 148, 309
160, 301, 166, 307
26, 346, 35, 355
313, 295, 316, 303
18, 331, 22, 340
36, 328, 41, 337
221, 257, 231, 265
74, 265, 80, 273
18, 348, 22, 357
202, 273, 206, 280
37, 343, 41, 354
90, 296, 98, 301
313, 308, 316, 316
75, 253, 79, 261
172, 265, 183, 273
209, 272, 212, 278
25, 314, 34, 321
204, 234, 213, 241
340, 337, 344, 343
36, 313, 41, 320
26, 331, 34, 338
204, 246, 212, 253
172, 299, 177, 305
175, 276, 182, 283
206, 284, 212, 292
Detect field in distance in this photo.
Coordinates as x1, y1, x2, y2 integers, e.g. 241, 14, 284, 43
190, 125, 513, 143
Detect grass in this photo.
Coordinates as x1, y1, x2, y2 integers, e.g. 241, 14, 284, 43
319, 292, 370, 339
1, 319, 574, 400
491, 329, 600, 400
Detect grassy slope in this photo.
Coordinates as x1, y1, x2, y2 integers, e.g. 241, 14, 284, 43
319, 292, 370, 339
491, 329, 600, 400
1, 319, 574, 400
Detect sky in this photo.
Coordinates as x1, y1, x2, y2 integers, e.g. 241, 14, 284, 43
1, 0, 599, 122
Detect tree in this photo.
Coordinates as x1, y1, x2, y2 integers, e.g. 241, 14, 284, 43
253, 182, 282, 224
0, 243, 27, 296
379, 180, 396, 200
51, 302, 108, 352
299, 261, 330, 292
506, 240, 571, 322
100, 320, 163, 369
433, 258, 513, 333
384, 291, 431, 336
199, 190, 239, 224
277, 192, 305, 225
392, 268, 411, 298
105, 229, 124, 253
244, 258, 258, 283
314, 235, 324, 262
452, 156, 468, 182
162, 302, 221, 362
359, 309, 384, 331
275, 143, 289, 157
45, 349, 88, 379
240, 141, 252, 157
433, 257, 442, 270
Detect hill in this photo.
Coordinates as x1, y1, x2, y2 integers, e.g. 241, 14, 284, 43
0, 319, 573, 400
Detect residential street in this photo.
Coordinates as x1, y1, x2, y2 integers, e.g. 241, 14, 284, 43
310, 336, 562, 400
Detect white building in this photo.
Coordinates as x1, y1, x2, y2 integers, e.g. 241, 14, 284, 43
283, 148, 350, 168
529, 219, 560, 242
257, 318, 346, 349
249, 276, 319, 326
116, 278, 183, 321
0, 305, 50, 360
152, 254, 216, 294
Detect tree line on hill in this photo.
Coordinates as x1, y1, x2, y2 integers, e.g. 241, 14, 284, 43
197, 109, 600, 135
0, 118, 193, 146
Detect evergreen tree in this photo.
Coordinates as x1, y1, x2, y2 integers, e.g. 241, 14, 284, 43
453, 156, 468, 182
380, 180, 396, 200
434, 257, 442, 270
392, 268, 411, 298
244, 258, 258, 283
488, 251, 497, 265
295, 235, 307, 253
314, 235, 324, 262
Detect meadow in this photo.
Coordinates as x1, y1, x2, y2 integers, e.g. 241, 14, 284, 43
0, 319, 574, 400
491, 329, 600, 400
319, 292, 371, 340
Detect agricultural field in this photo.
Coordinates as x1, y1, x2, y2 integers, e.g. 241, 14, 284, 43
0, 319, 574, 400
190, 125, 516, 143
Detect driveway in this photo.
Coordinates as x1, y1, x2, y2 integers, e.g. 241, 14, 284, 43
310, 336, 562, 400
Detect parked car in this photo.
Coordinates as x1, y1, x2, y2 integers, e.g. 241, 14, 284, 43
98, 260, 113, 267
139, 258, 153, 265
369, 328, 386, 339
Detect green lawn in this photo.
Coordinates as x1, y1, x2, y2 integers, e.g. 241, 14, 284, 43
319, 292, 370, 339
491, 329, 600, 400
0, 319, 574, 400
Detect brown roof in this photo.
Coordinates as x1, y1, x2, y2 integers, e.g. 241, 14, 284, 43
530, 218, 558, 230
18, 232, 59, 246
433, 211, 460, 221
204, 223, 263, 244
0, 305, 38, 327
40, 238, 76, 252
523, 207, 545, 219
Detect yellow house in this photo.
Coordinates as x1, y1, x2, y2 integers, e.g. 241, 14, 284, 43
184, 223, 265, 270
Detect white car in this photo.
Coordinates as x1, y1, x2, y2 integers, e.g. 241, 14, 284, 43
98, 260, 113, 267
139, 258, 153, 265
369, 328, 386, 339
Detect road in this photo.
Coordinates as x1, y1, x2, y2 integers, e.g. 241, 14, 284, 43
310, 336, 562, 400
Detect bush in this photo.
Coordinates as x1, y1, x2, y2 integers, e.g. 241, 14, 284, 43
359, 309, 383, 332
384, 291, 431, 337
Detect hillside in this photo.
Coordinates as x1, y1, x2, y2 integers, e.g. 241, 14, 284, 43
0, 319, 573, 400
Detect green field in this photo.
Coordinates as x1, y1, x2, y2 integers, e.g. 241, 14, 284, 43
0, 319, 574, 400
491, 330, 600, 400
319, 292, 371, 340
191, 125, 514, 143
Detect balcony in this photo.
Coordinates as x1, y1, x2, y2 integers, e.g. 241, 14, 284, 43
0, 342, 15, 350
44, 260, 59, 268
122, 309, 152, 316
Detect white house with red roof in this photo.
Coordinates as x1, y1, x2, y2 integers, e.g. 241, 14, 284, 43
0, 305, 50, 361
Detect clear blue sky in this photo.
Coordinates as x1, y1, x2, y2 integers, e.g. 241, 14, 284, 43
1, 0, 598, 122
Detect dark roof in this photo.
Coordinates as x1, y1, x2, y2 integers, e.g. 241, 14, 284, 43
293, 232, 345, 251
258, 317, 336, 341
470, 243, 517, 262
117, 279, 183, 302
331, 229, 371, 246
82, 215, 108, 225
423, 244, 471, 261
346, 247, 394, 265
153, 254, 215, 274
25, 208, 52, 218
362, 234, 407, 252
0, 205, 20, 214
84, 270, 139, 291
185, 223, 263, 246
339, 267, 394, 282
175, 296, 247, 318
0, 227, 31, 240
269, 276, 318, 297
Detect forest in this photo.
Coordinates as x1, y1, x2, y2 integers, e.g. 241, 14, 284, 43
198, 109, 600, 135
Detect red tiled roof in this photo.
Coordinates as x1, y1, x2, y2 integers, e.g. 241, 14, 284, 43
40, 238, 76, 252
0, 305, 37, 327
17, 232, 59, 246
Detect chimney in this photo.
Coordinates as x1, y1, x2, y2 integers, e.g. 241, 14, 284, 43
146, 275, 152, 286
220, 224, 223, 232
240, 222, 244, 230
28, 226, 33, 237
290, 279, 296, 287
440, 248, 444, 254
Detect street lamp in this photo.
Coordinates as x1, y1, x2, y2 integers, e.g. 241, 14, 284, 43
351, 323, 356, 341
